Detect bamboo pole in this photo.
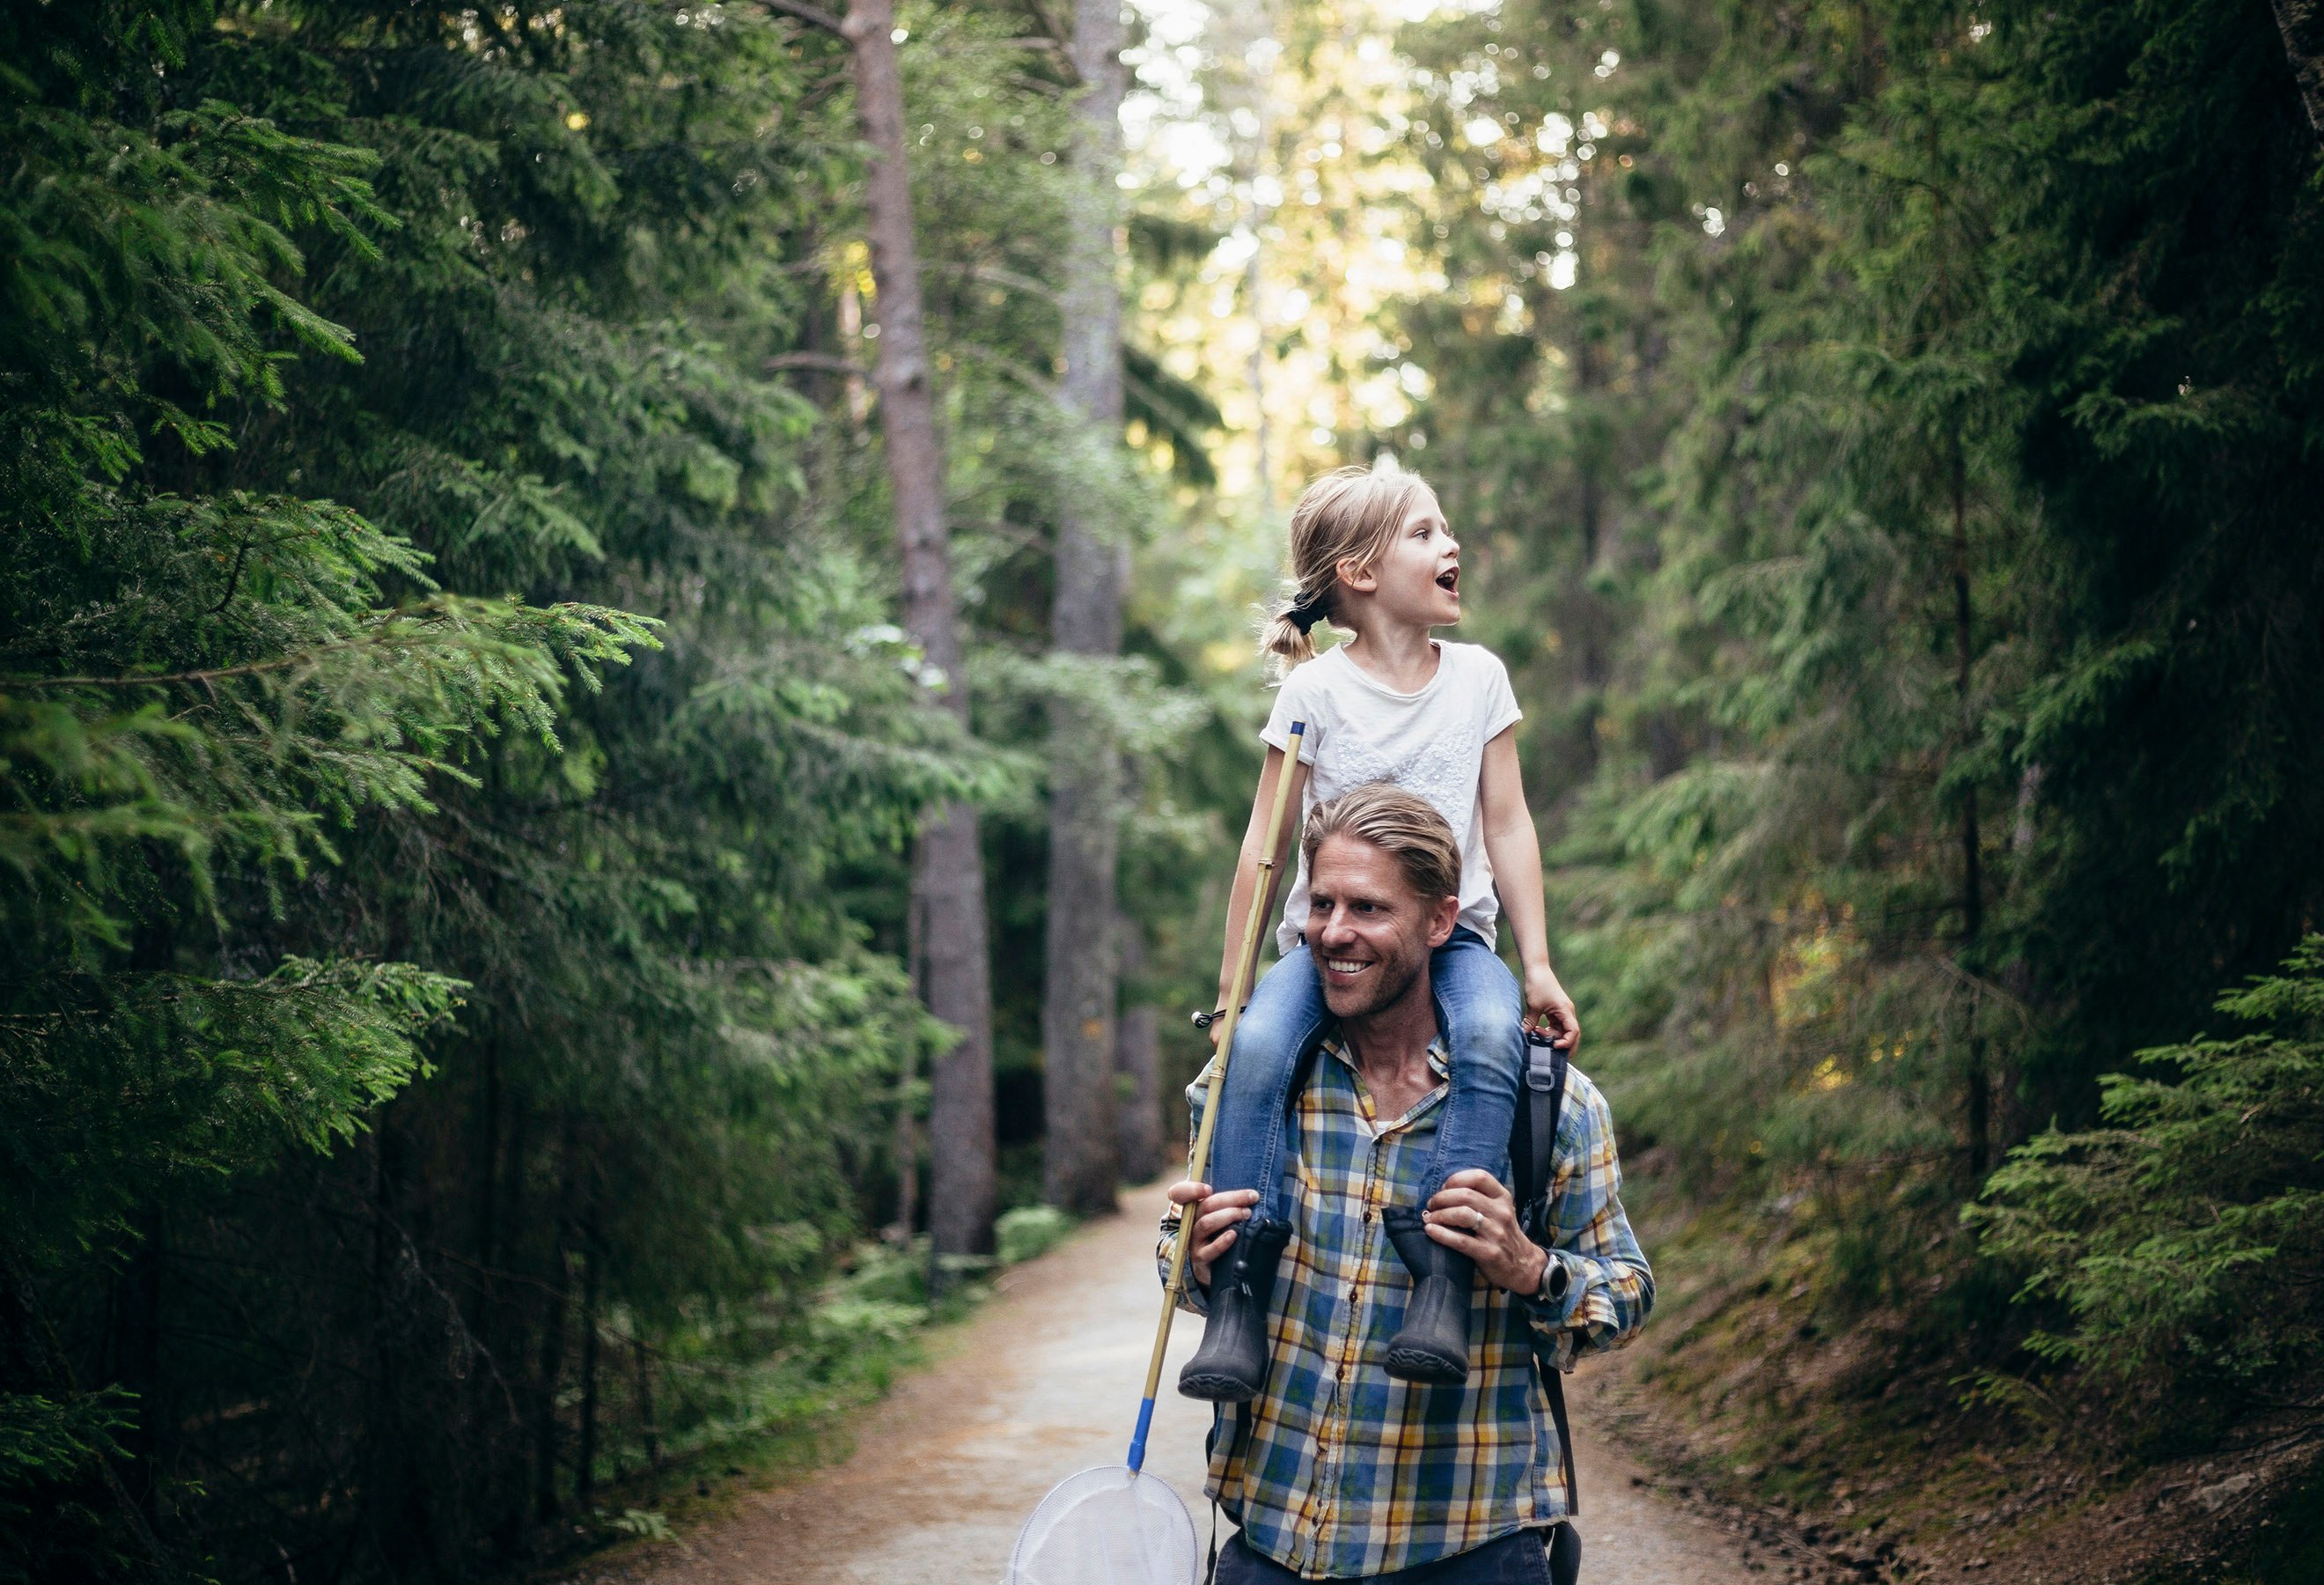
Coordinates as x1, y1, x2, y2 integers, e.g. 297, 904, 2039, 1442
1128, 721, 1305, 1471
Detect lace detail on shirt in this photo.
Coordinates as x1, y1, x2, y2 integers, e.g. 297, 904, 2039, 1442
1320, 721, 1483, 840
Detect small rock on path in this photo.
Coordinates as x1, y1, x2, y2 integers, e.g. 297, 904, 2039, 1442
592, 1191, 1757, 1584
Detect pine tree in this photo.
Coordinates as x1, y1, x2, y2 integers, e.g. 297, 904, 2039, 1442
1040, 0, 1133, 1217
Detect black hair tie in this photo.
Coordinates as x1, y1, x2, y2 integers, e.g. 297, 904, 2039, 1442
1286, 586, 1327, 633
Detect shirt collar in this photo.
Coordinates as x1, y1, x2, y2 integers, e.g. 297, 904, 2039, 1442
1316, 1028, 1450, 1078
1315, 1028, 1451, 1137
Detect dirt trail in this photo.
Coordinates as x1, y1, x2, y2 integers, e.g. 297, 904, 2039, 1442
591, 1191, 1760, 1584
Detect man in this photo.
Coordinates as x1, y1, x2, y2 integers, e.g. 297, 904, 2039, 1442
1162, 782, 1653, 1582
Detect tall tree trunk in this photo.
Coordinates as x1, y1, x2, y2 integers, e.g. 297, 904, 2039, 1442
632, 1336, 658, 1471
1951, 446, 1989, 1178
1571, 333, 1610, 775
2273, 0, 2324, 135
117, 1204, 164, 1521
1041, 0, 1130, 1217
474, 1044, 501, 1272
845, 0, 997, 1267
890, 875, 923, 1242
574, 1206, 600, 1509
1114, 919, 1164, 1184
532, 1134, 575, 1522
119, 907, 173, 1521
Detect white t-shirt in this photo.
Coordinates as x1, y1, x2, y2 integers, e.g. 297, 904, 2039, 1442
1261, 641, 1524, 955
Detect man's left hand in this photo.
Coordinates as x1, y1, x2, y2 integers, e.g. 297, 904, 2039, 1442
1423, 1169, 1548, 1296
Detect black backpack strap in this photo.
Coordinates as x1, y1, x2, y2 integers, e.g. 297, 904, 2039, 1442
1517, 1032, 1566, 1240
1514, 1032, 1577, 1516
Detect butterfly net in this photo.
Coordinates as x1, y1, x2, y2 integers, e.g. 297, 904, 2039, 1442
1003, 1465, 1200, 1585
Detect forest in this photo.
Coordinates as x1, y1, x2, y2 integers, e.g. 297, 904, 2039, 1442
3, 0, 2320, 1581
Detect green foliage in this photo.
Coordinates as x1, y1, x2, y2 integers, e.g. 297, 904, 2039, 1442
995, 1204, 1075, 1265
1973, 939, 2324, 1429
0, 0, 1062, 1576
1374, 0, 2324, 1462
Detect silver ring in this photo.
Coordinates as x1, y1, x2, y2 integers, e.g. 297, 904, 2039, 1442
1469, 1208, 1485, 1231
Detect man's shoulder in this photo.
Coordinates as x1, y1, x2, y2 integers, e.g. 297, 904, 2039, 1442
1554, 1060, 1616, 1148
1560, 1059, 1605, 1109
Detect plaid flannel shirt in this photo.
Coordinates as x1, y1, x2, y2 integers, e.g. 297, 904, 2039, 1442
1158, 1030, 1652, 1580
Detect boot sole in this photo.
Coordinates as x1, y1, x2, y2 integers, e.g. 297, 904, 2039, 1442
1177, 1371, 1261, 1403
1383, 1344, 1469, 1385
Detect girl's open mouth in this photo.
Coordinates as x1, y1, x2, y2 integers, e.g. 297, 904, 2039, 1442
1436, 567, 1460, 593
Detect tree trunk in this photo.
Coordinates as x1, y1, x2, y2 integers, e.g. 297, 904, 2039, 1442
574, 1209, 600, 1509
890, 874, 923, 1242
633, 1337, 658, 1470
1041, 0, 1130, 1217
1114, 918, 1164, 1184
1951, 446, 1989, 1179
2273, 0, 2324, 135
117, 1204, 165, 1520
1571, 332, 1610, 775
845, 0, 997, 1267
532, 1137, 574, 1522
531, 1271, 566, 1523
119, 909, 173, 1521
474, 1044, 500, 1272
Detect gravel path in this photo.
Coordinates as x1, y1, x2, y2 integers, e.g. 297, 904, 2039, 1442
590, 1191, 1757, 1584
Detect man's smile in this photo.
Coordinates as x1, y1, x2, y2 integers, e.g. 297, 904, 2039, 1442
1323, 955, 1375, 977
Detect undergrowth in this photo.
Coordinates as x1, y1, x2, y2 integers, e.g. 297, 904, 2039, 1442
548, 1214, 1077, 1570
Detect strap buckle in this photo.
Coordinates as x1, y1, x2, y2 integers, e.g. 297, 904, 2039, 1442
1525, 1031, 1561, 1092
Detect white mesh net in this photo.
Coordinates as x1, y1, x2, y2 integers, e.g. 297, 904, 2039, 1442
1003, 1465, 1201, 1585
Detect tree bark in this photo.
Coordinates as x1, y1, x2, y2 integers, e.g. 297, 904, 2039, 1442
117, 1204, 164, 1520
574, 1207, 600, 1509
1041, 0, 1131, 1217
845, 0, 997, 1265
1952, 446, 1989, 1179
889, 874, 923, 1242
2273, 0, 2324, 136
532, 1135, 575, 1522
632, 1336, 658, 1470
1114, 918, 1164, 1184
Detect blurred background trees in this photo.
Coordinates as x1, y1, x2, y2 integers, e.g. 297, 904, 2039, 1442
4, 0, 2321, 1578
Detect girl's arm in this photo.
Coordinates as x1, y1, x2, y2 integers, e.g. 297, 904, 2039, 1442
1478, 726, 1580, 1050
1212, 743, 1309, 1034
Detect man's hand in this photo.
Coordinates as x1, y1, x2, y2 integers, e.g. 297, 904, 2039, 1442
1164, 1180, 1259, 1288
1522, 963, 1579, 1053
1424, 1169, 1549, 1296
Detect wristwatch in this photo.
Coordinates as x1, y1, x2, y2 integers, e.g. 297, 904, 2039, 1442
1528, 1249, 1574, 1307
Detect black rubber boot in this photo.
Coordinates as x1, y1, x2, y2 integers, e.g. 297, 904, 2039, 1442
1177, 1214, 1293, 1402
1381, 1205, 1476, 1386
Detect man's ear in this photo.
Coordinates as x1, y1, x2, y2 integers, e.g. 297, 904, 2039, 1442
1424, 894, 1460, 949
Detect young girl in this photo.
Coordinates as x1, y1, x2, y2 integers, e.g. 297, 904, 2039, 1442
1178, 464, 1579, 1403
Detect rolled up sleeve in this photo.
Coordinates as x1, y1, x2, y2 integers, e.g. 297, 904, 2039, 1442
1523, 1071, 1654, 1371
1155, 1061, 1221, 1316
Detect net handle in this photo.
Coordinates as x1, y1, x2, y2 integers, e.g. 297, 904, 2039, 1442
1130, 721, 1305, 1471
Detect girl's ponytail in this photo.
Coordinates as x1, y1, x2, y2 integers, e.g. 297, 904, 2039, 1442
1262, 608, 1317, 671
1261, 462, 1435, 677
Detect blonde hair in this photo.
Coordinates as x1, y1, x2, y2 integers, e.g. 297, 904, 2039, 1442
1261, 464, 1438, 672
1301, 781, 1461, 905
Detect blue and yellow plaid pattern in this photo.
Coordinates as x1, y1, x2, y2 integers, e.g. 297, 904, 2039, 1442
1159, 1032, 1652, 1580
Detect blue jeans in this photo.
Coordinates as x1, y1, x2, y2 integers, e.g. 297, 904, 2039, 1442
1215, 1529, 1552, 1583
1208, 927, 1525, 1220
